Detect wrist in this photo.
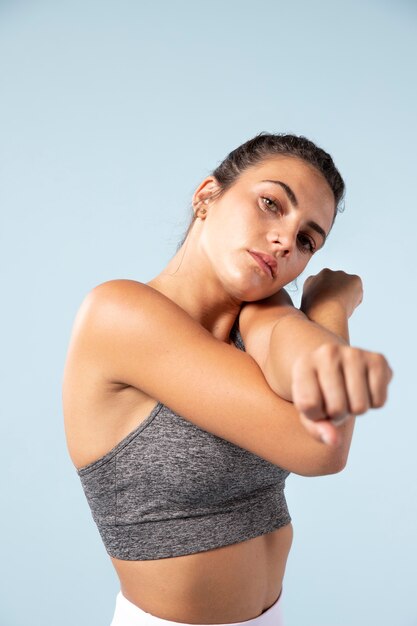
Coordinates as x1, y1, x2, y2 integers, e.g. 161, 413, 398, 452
301, 299, 350, 344
301, 295, 347, 318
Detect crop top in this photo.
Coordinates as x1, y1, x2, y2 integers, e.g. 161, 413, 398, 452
77, 320, 292, 560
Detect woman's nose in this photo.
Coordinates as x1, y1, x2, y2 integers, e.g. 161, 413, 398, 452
268, 228, 297, 257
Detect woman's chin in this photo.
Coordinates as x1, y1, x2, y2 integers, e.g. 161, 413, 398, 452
224, 275, 280, 302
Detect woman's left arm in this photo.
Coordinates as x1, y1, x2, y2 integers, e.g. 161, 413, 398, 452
238, 285, 393, 454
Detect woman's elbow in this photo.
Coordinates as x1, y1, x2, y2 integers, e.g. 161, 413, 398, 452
324, 451, 349, 475
297, 451, 348, 477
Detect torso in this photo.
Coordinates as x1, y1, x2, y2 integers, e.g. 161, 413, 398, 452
63, 291, 294, 624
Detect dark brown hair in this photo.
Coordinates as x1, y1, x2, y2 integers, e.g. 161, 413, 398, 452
177, 132, 345, 249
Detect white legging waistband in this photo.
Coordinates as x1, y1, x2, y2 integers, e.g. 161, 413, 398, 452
110, 590, 285, 626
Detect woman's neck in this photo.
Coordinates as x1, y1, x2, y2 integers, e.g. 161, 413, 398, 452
146, 260, 242, 344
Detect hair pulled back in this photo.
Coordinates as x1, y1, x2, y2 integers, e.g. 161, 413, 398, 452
178, 132, 345, 249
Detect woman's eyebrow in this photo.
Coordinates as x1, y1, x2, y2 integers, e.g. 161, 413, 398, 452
261, 179, 298, 207
260, 179, 327, 245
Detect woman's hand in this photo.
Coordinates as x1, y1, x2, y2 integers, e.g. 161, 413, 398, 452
291, 343, 394, 446
301, 268, 363, 319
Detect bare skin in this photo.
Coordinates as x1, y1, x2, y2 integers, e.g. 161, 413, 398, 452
110, 525, 293, 623
63, 156, 393, 623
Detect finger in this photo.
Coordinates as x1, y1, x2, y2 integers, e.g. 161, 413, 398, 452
314, 348, 349, 422
341, 348, 371, 416
367, 354, 393, 408
292, 357, 326, 421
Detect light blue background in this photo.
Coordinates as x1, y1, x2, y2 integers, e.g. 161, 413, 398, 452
1, 1, 416, 625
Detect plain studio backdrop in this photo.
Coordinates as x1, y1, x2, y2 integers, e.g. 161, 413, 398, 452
1, 1, 416, 625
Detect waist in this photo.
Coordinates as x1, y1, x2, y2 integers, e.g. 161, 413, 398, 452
110, 523, 293, 624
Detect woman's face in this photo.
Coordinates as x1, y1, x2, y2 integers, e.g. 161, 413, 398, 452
195, 155, 336, 302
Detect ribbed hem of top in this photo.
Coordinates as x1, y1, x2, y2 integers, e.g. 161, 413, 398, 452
98, 484, 291, 560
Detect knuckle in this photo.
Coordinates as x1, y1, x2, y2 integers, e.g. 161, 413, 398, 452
349, 401, 368, 415
326, 403, 346, 419
369, 352, 391, 375
369, 351, 386, 365
296, 397, 318, 414
372, 397, 385, 409
318, 343, 340, 360
343, 346, 364, 363
293, 353, 313, 370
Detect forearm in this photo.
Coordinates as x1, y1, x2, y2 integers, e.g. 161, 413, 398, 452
302, 299, 350, 344
264, 301, 350, 401
264, 304, 357, 462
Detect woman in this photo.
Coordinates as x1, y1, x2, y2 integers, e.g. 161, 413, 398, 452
63, 133, 393, 626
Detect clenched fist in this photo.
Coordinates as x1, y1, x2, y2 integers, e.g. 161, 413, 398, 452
301, 268, 364, 319
291, 343, 394, 446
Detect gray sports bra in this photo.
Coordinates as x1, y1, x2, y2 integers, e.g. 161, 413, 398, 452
77, 320, 291, 560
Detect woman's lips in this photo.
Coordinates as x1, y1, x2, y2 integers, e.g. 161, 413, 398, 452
248, 251, 275, 278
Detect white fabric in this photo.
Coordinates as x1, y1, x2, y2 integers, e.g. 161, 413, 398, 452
110, 590, 285, 626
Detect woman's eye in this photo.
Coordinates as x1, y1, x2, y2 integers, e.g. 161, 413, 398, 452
259, 197, 316, 254
260, 197, 280, 213
298, 234, 316, 254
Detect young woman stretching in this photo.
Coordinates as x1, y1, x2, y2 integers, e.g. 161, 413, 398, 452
63, 133, 393, 626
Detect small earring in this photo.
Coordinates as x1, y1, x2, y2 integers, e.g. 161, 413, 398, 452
193, 199, 208, 218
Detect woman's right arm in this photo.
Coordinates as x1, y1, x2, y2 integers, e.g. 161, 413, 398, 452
68, 279, 347, 477
238, 270, 392, 451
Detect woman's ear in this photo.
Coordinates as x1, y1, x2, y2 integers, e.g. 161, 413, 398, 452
192, 176, 221, 206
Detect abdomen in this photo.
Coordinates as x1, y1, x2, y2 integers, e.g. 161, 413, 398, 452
110, 522, 294, 624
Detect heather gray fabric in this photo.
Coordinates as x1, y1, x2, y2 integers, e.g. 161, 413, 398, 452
77, 320, 291, 560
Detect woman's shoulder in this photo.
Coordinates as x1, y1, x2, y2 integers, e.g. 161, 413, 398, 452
88, 278, 156, 303
70, 277, 214, 383
79, 278, 183, 328
65, 278, 173, 385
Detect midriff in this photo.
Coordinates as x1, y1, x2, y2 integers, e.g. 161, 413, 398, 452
110, 522, 293, 624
